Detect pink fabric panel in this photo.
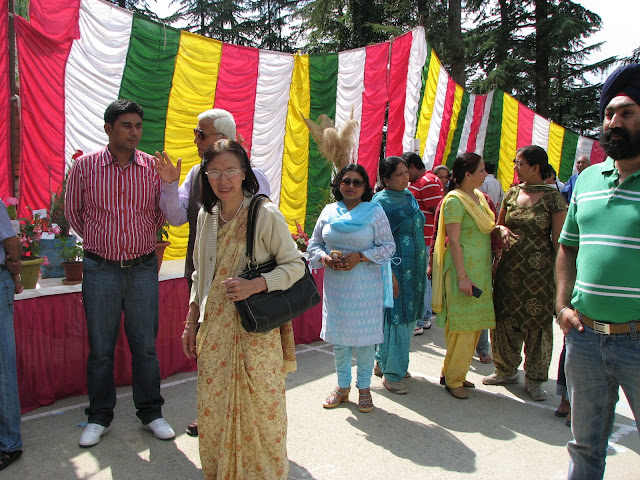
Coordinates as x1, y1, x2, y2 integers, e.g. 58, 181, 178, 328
516, 103, 535, 149
434, 77, 457, 166
590, 140, 606, 165
0, 5, 10, 199
213, 44, 260, 156
358, 42, 390, 184
385, 32, 412, 157
14, 278, 197, 414
291, 269, 323, 344
466, 94, 487, 153
28, 0, 81, 43
15, 16, 73, 215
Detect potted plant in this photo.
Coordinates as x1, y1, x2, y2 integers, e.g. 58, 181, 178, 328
57, 236, 84, 284
40, 150, 82, 278
4, 196, 20, 234
18, 209, 46, 289
291, 221, 309, 252
155, 221, 171, 271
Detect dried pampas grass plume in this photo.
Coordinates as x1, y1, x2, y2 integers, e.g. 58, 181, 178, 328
303, 112, 358, 171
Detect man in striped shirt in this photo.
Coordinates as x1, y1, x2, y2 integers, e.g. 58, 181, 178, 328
65, 99, 175, 447
556, 64, 640, 480
405, 152, 444, 335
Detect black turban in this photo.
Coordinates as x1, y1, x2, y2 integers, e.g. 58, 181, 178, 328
599, 64, 640, 121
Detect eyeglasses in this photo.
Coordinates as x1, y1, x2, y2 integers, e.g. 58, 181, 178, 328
340, 178, 365, 187
204, 168, 242, 179
194, 128, 224, 141
513, 159, 528, 167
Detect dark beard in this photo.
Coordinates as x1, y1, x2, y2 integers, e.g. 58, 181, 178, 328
600, 127, 640, 160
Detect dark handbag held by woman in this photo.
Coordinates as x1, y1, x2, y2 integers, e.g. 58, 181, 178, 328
235, 195, 321, 333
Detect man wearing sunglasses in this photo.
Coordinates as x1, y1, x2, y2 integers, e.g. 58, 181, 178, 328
154, 108, 269, 436
405, 152, 444, 336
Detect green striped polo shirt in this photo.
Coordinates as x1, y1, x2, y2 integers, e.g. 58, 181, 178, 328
559, 156, 640, 323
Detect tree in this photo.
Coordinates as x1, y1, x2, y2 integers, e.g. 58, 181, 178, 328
170, 0, 251, 43
245, 0, 297, 52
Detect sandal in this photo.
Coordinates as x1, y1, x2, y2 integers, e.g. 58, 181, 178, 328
323, 386, 350, 409
478, 353, 493, 364
0, 450, 22, 471
440, 376, 475, 388
358, 388, 374, 413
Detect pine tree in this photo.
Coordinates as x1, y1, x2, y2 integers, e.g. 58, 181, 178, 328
170, 0, 251, 44
245, 0, 297, 52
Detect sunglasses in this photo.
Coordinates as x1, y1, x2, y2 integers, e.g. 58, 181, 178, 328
194, 128, 224, 141
204, 168, 242, 180
340, 178, 365, 187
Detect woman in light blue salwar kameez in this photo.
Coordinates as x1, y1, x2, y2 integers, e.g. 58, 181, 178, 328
308, 164, 395, 413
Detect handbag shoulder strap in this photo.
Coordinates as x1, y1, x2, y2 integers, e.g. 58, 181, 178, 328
245, 194, 270, 269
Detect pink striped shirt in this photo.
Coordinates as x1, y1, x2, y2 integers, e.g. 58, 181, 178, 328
409, 171, 444, 246
65, 147, 165, 260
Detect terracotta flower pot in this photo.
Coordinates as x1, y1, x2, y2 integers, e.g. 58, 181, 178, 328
62, 261, 83, 284
155, 241, 171, 272
20, 257, 45, 289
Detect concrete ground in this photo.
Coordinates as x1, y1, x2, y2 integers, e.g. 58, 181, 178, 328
10, 322, 639, 479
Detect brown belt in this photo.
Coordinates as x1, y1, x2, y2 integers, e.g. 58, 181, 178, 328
579, 312, 640, 335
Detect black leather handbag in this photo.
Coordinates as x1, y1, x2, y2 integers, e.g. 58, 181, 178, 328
235, 195, 321, 333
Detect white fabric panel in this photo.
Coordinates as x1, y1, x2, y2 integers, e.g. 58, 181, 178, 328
475, 91, 494, 157
64, 0, 132, 169
457, 94, 476, 155
250, 50, 294, 207
532, 114, 550, 152
336, 48, 366, 162
422, 67, 449, 170
402, 27, 428, 153
575, 136, 594, 175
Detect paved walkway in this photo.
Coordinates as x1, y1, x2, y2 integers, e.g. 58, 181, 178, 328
11, 323, 639, 479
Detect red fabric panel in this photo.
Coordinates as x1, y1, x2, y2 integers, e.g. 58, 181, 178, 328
358, 42, 390, 184
516, 103, 535, 149
466, 94, 487, 153
385, 32, 412, 157
14, 278, 197, 414
0, 4, 10, 200
28, 0, 81, 43
434, 77, 456, 166
213, 44, 260, 156
15, 17, 73, 215
590, 140, 606, 165
291, 269, 323, 344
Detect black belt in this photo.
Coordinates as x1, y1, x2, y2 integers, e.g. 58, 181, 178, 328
579, 312, 640, 335
84, 250, 155, 268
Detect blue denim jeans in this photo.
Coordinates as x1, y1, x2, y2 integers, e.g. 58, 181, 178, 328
0, 270, 22, 452
475, 329, 490, 356
82, 255, 164, 426
565, 322, 640, 480
334, 344, 376, 390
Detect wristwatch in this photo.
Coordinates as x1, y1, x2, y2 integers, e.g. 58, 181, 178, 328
13, 274, 21, 283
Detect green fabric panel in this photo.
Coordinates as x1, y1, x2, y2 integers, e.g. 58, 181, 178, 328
482, 89, 504, 165
416, 43, 432, 131
445, 90, 470, 168
118, 14, 180, 155
305, 53, 338, 235
559, 130, 579, 182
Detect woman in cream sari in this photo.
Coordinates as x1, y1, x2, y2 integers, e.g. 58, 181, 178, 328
182, 140, 304, 479
432, 153, 515, 400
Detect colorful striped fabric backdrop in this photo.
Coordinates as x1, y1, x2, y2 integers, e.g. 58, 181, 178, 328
11, 0, 605, 261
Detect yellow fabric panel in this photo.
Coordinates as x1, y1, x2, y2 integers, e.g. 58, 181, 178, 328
279, 54, 310, 233
497, 93, 518, 190
443, 84, 464, 161
548, 122, 565, 174
163, 32, 223, 260
416, 51, 441, 157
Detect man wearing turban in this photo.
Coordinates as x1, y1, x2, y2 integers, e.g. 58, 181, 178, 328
555, 64, 640, 480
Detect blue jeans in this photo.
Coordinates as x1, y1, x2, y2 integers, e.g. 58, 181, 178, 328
0, 270, 22, 452
476, 329, 490, 356
82, 255, 164, 426
334, 344, 375, 390
565, 323, 640, 480
417, 251, 432, 328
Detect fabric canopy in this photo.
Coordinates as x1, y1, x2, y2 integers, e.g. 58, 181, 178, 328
0, 2, 11, 200
12, 0, 605, 261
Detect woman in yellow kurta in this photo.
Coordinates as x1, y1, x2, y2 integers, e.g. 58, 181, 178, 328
181, 140, 305, 479
432, 152, 515, 400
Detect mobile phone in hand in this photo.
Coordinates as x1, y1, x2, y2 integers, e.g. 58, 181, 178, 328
472, 285, 483, 298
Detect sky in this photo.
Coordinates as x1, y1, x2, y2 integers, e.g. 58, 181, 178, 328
150, 0, 639, 78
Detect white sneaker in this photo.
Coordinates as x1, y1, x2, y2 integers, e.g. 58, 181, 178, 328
79, 423, 111, 447
143, 418, 175, 440
424, 320, 432, 329
413, 327, 424, 336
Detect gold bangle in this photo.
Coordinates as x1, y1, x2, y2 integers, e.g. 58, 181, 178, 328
183, 321, 198, 326
458, 274, 468, 280
359, 252, 364, 262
